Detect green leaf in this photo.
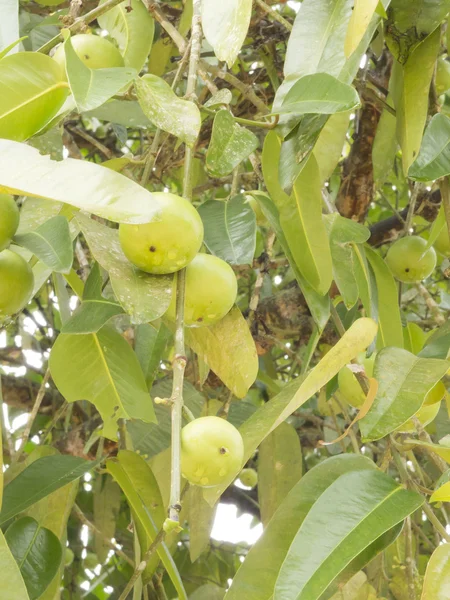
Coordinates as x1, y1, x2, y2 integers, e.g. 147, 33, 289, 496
421, 543, 450, 600
50, 326, 156, 439
419, 322, 450, 359
226, 454, 377, 600
313, 111, 351, 184
83, 99, 152, 128
204, 89, 233, 108
391, 28, 440, 173
187, 486, 217, 562
77, 214, 172, 324
98, 0, 154, 72
409, 113, 450, 181
201, 0, 252, 68
190, 585, 225, 600
94, 474, 121, 563
274, 470, 423, 600
198, 195, 256, 265
5, 516, 62, 600
62, 32, 137, 113
14, 215, 73, 273
278, 74, 360, 116
135, 323, 171, 391
107, 451, 187, 599
344, 0, 379, 57
426, 204, 447, 251
0, 455, 95, 525
430, 480, 450, 503
185, 307, 258, 398
372, 93, 397, 185
323, 215, 371, 309
0, 140, 160, 224
404, 438, 450, 464
359, 347, 449, 441
62, 298, 124, 334
0, 529, 30, 600
206, 110, 259, 177
204, 317, 377, 506
365, 246, 403, 349
135, 74, 201, 146
258, 422, 302, 526
0, 52, 69, 141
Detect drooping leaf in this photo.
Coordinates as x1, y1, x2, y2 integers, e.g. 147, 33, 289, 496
206, 110, 258, 177
77, 214, 173, 324
313, 111, 351, 184
83, 99, 152, 128
359, 347, 449, 441
187, 486, 217, 562
344, 0, 380, 57
94, 474, 121, 563
404, 438, 450, 465
409, 114, 450, 181
201, 0, 252, 68
135, 74, 201, 146
135, 323, 172, 391
0, 52, 69, 141
0, 529, 30, 600
98, 0, 154, 72
185, 307, 258, 399
0, 455, 96, 525
0, 139, 160, 224
274, 470, 423, 600
62, 32, 137, 113
5, 517, 62, 600
198, 195, 256, 265
258, 422, 302, 526
278, 74, 360, 116
421, 543, 450, 600
50, 326, 156, 439
14, 215, 73, 273
372, 93, 397, 185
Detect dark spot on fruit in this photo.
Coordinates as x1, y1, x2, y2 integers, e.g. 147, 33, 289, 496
149, 246, 156, 252
197, 317, 203, 322
84, 54, 90, 60
219, 447, 227, 455
405, 268, 410, 272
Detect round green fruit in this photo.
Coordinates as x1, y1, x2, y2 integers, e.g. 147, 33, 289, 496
434, 225, 450, 258
0, 250, 34, 317
83, 552, 99, 570
181, 416, 244, 487
166, 253, 237, 327
64, 548, 74, 567
395, 401, 441, 433
0, 194, 19, 252
53, 34, 124, 79
338, 353, 375, 408
238, 468, 258, 489
423, 381, 446, 407
385, 236, 436, 283
436, 57, 450, 95
119, 192, 204, 275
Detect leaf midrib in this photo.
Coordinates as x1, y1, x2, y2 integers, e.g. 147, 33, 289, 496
0, 82, 68, 121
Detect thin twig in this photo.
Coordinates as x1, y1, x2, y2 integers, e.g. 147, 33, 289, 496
254, 0, 293, 31
145, 0, 187, 53
415, 284, 446, 326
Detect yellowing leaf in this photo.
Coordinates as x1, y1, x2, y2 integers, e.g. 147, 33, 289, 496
344, 0, 379, 58
430, 481, 450, 503
422, 543, 450, 600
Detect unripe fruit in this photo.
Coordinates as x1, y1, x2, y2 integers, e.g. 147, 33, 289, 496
119, 192, 204, 275
338, 353, 375, 408
83, 552, 98, 570
166, 254, 237, 327
64, 548, 74, 567
0, 194, 19, 252
181, 416, 244, 487
434, 226, 450, 258
238, 468, 258, 488
0, 250, 34, 317
395, 401, 441, 433
385, 236, 436, 283
423, 381, 446, 407
53, 34, 124, 79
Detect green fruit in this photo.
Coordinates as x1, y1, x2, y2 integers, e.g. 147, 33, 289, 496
0, 250, 34, 317
395, 401, 441, 433
64, 548, 74, 567
338, 353, 375, 408
53, 34, 124, 79
423, 381, 446, 406
238, 468, 258, 488
0, 194, 19, 251
166, 254, 237, 327
436, 57, 450, 95
385, 236, 436, 283
119, 192, 204, 274
84, 552, 98, 570
434, 225, 450, 258
181, 416, 244, 487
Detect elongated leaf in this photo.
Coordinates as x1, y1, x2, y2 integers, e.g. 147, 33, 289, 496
372, 93, 397, 185
0, 140, 160, 224
226, 454, 376, 600
98, 0, 154, 72
206, 110, 258, 177
84, 99, 152, 128
135, 74, 201, 146
94, 475, 121, 563
279, 74, 360, 116
404, 438, 450, 464
430, 480, 450, 503
419, 322, 450, 359
313, 111, 351, 183
365, 245, 403, 349
62, 298, 124, 334
391, 28, 440, 174
14, 215, 73, 273
0, 529, 30, 600
62, 33, 136, 112
421, 543, 450, 600
201, 0, 252, 67
135, 323, 171, 391
274, 469, 423, 600
344, 0, 379, 57
204, 318, 377, 505
198, 195, 256, 265
0, 455, 95, 524
409, 113, 450, 181
5, 517, 61, 600
359, 347, 449, 441
188, 486, 217, 562
107, 453, 188, 599
0, 52, 69, 142
185, 307, 258, 398
258, 422, 302, 526
77, 214, 172, 324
